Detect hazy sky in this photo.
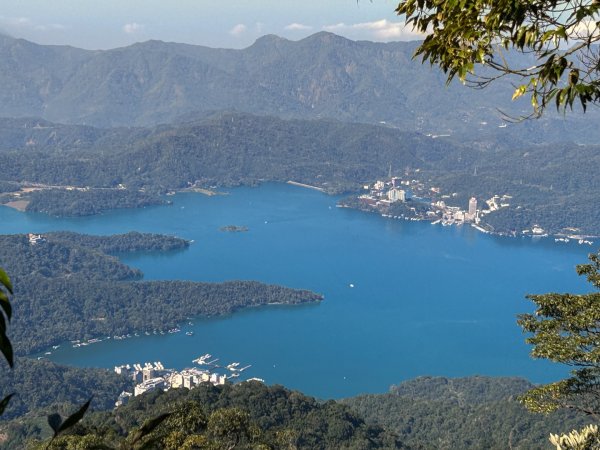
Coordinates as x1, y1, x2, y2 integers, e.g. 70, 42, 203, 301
0, 1, 424, 50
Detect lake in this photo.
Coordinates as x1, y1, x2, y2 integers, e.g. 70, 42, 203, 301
1, 183, 592, 398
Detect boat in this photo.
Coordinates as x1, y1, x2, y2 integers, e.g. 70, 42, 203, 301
186, 331, 194, 336
193, 354, 212, 364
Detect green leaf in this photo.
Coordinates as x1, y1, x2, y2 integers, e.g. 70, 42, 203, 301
0, 313, 6, 335
56, 397, 92, 435
0, 393, 13, 416
512, 84, 527, 100
0, 332, 14, 368
130, 412, 172, 445
0, 268, 13, 295
47, 413, 62, 435
0, 291, 12, 324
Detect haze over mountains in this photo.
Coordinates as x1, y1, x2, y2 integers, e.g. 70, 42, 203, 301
1, 31, 599, 143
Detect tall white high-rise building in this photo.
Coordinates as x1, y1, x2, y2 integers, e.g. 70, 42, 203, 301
387, 188, 406, 203
468, 197, 477, 221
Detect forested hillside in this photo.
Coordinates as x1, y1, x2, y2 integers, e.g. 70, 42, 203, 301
0, 358, 131, 420
343, 376, 589, 449
1, 112, 599, 235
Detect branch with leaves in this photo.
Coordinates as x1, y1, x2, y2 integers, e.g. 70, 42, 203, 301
396, 0, 600, 116
518, 252, 600, 416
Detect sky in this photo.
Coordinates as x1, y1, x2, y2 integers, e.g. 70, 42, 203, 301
0, 0, 424, 50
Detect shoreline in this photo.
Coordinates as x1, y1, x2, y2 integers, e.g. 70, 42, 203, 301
3, 200, 30, 211
287, 180, 326, 192
339, 200, 599, 244
178, 187, 227, 196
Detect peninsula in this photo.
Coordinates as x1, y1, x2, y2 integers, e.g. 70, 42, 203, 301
0, 232, 322, 355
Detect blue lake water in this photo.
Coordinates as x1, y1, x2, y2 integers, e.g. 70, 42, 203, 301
1, 183, 593, 399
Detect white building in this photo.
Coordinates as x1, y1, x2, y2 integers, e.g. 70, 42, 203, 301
28, 233, 46, 245
532, 225, 545, 235
467, 197, 477, 221
387, 188, 406, 203
374, 180, 385, 191
469, 197, 477, 215
134, 377, 167, 396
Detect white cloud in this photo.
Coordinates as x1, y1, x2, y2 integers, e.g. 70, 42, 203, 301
323, 19, 425, 42
0, 16, 32, 28
284, 23, 313, 31
123, 22, 144, 35
0, 16, 65, 32
37, 23, 65, 31
229, 23, 247, 37
569, 19, 599, 40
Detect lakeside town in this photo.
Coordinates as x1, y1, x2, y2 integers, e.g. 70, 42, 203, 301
113, 354, 258, 408
338, 173, 595, 245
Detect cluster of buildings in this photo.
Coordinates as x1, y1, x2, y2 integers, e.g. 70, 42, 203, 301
432, 196, 480, 226
359, 177, 407, 207
114, 356, 249, 408
353, 174, 592, 242
358, 177, 485, 226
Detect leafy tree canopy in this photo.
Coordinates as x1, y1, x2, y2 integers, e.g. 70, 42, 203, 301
518, 252, 600, 418
396, 0, 600, 115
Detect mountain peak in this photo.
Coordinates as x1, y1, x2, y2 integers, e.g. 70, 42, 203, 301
301, 31, 352, 44
250, 34, 289, 47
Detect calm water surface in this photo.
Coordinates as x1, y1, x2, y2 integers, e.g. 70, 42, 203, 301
1, 184, 592, 398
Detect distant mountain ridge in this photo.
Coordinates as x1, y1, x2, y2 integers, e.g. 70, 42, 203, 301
2, 32, 599, 142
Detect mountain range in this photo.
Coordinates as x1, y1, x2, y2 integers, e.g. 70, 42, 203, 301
1, 31, 599, 143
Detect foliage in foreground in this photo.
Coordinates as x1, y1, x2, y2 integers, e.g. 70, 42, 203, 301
550, 424, 600, 450
396, 0, 600, 116
25, 381, 403, 450
518, 252, 600, 416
